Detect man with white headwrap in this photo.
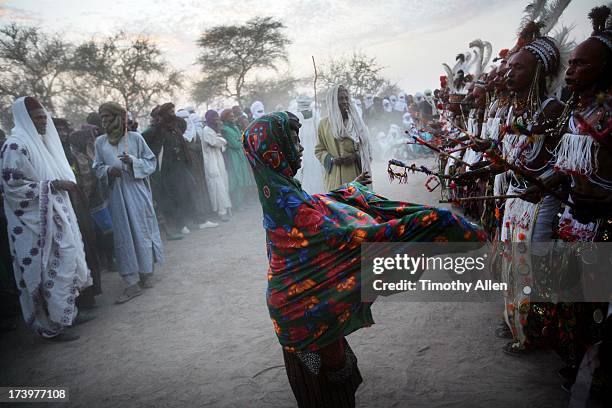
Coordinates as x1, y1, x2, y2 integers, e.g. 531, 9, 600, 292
292, 95, 325, 194
315, 85, 372, 191
1, 97, 92, 341
250, 101, 265, 120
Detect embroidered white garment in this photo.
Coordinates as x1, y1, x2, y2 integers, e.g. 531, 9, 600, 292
1, 97, 90, 336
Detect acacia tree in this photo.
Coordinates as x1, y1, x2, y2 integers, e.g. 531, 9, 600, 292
0, 23, 74, 129
319, 52, 392, 97
194, 16, 290, 106
242, 74, 302, 110
69, 33, 182, 120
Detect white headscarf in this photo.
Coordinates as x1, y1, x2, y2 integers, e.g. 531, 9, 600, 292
9, 97, 75, 182
251, 101, 265, 119
353, 98, 363, 118
382, 98, 392, 113
296, 94, 313, 111
394, 92, 407, 112
324, 85, 371, 173
402, 112, 414, 128
177, 108, 197, 142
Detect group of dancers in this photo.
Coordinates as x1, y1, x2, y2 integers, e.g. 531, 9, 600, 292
246, 2, 612, 405
386, 2, 611, 401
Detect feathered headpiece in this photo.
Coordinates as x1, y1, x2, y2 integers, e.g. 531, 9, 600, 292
588, 5, 612, 52
468, 39, 493, 78
511, 0, 571, 54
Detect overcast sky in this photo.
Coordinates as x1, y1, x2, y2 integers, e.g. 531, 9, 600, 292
0, 0, 602, 101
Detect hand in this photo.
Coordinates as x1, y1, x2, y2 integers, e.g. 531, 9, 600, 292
108, 167, 122, 178
52, 180, 77, 192
520, 185, 543, 204
354, 171, 372, 185
118, 153, 133, 165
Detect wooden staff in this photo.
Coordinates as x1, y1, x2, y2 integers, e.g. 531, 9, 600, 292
447, 143, 477, 154
312, 56, 318, 119
438, 194, 521, 203
407, 132, 470, 166
486, 148, 575, 208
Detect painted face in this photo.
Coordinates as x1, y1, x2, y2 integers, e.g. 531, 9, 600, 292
506, 50, 537, 92
28, 109, 47, 136
565, 39, 608, 94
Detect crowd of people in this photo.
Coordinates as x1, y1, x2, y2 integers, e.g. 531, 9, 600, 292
0, 1, 611, 406
383, 2, 611, 403
0, 99, 262, 338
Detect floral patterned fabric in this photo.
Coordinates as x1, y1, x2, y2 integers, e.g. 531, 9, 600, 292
243, 112, 487, 352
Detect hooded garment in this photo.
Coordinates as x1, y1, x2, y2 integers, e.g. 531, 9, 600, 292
243, 112, 486, 352
176, 109, 196, 142
323, 85, 372, 175
394, 92, 407, 112
1, 97, 91, 336
251, 101, 266, 120
98, 102, 127, 146
382, 99, 392, 113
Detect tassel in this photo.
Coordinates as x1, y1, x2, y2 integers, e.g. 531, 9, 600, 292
554, 133, 598, 175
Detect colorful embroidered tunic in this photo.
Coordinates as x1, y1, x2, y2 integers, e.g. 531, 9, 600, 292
243, 112, 486, 352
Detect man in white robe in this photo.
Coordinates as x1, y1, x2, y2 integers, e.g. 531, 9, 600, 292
292, 95, 325, 194
202, 110, 232, 221
1, 97, 91, 341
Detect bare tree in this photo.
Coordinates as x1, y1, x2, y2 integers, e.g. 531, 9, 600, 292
319, 52, 393, 97
0, 23, 73, 129
69, 32, 182, 120
194, 16, 290, 106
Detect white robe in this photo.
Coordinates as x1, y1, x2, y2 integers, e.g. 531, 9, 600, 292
93, 132, 163, 285
200, 126, 231, 214
294, 112, 325, 194
1, 97, 90, 336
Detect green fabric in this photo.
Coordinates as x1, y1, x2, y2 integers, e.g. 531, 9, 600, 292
221, 122, 255, 199
243, 112, 487, 352
98, 102, 126, 146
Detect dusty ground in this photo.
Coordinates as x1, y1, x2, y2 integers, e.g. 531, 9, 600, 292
0, 158, 575, 408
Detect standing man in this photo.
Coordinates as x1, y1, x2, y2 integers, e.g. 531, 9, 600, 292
93, 102, 163, 304
315, 85, 372, 191
201, 110, 232, 221
1, 97, 91, 341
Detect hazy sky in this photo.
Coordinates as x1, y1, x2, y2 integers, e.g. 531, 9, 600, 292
0, 0, 602, 102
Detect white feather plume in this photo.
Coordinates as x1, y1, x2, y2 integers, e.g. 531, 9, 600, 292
548, 25, 575, 97
442, 63, 456, 92
520, 0, 548, 31
541, 0, 572, 35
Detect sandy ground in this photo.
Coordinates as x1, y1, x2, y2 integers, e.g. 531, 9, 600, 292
0, 158, 577, 408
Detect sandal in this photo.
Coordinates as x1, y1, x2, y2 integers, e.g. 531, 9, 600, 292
115, 284, 143, 304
